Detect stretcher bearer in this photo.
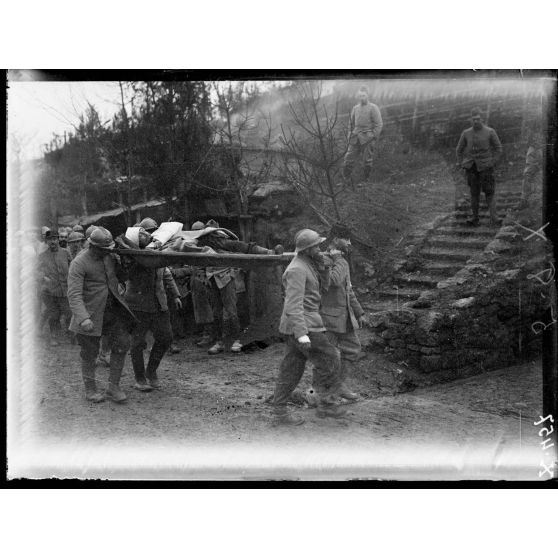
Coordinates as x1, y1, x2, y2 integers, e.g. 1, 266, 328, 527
315, 237, 367, 401
272, 229, 346, 426
123, 227, 182, 392
68, 227, 137, 403
197, 220, 276, 355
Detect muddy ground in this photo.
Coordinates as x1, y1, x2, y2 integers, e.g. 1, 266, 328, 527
16, 333, 549, 480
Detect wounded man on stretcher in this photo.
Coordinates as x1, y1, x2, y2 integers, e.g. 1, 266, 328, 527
113, 221, 289, 270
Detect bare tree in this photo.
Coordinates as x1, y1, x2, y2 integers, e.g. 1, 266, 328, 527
278, 81, 349, 227
212, 81, 275, 240
117, 81, 136, 225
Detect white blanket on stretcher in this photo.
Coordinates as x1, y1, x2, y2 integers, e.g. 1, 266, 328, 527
147, 222, 236, 250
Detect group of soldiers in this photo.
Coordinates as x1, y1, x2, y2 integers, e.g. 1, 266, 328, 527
29, 212, 368, 425
27, 90, 543, 426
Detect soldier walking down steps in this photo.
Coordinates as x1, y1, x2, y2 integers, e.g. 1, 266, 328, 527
456, 107, 503, 227
67, 227, 138, 403
271, 229, 346, 426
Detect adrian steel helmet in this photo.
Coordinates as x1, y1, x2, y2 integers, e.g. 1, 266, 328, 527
85, 225, 98, 239
68, 231, 85, 243
295, 229, 326, 254
88, 227, 115, 250
191, 221, 205, 230
72, 224, 85, 233
139, 217, 158, 232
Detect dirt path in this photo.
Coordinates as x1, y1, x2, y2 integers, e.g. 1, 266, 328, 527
17, 337, 546, 479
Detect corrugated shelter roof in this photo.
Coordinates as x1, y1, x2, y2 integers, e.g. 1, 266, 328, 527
58, 197, 177, 227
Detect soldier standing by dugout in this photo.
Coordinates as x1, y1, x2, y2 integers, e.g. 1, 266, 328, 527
271, 228, 346, 426
67, 227, 137, 403
37, 229, 73, 346
456, 107, 503, 227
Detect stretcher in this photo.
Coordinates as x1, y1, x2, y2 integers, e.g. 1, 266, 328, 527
115, 244, 295, 270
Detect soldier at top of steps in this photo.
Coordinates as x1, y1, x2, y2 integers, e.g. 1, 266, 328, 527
456, 107, 503, 228
342, 86, 383, 184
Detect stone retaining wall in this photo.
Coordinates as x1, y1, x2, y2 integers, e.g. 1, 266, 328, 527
365, 211, 554, 376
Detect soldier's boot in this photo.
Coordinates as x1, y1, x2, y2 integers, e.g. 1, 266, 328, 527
106, 353, 127, 403
47, 322, 59, 347
272, 406, 305, 427
337, 360, 359, 401
130, 348, 152, 391
145, 343, 167, 390
82, 361, 105, 403
316, 394, 347, 419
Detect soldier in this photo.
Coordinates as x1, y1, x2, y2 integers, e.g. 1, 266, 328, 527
271, 229, 346, 426
68, 227, 137, 403
85, 225, 97, 238
189, 221, 215, 347
314, 237, 367, 402
58, 230, 69, 249
199, 220, 275, 355
37, 230, 73, 346
67, 231, 86, 260
342, 86, 383, 183
123, 227, 182, 391
167, 263, 191, 353
456, 107, 503, 227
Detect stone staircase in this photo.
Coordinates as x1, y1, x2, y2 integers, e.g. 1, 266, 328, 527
374, 187, 523, 304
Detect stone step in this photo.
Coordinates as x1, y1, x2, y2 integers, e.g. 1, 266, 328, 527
420, 247, 478, 262
392, 273, 445, 289
456, 204, 515, 213
496, 194, 522, 201
457, 194, 521, 205
421, 261, 463, 275
376, 286, 422, 301
453, 210, 506, 220
427, 236, 489, 250
436, 225, 495, 237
